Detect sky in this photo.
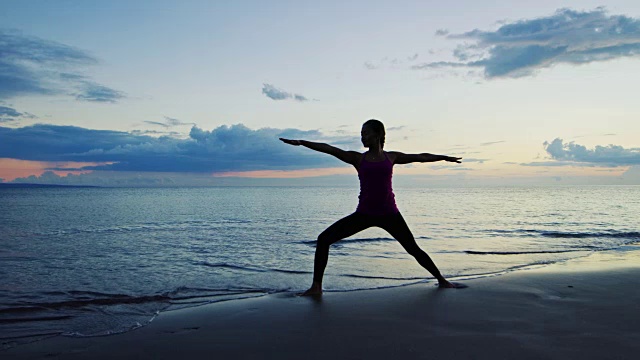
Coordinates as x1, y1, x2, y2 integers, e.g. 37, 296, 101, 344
1, 0, 640, 187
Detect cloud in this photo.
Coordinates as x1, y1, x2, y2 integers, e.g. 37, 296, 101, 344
7, 169, 362, 187
480, 140, 505, 146
164, 116, 194, 126
144, 121, 170, 128
429, 164, 473, 171
130, 129, 182, 137
413, 8, 640, 78
364, 54, 421, 70
0, 29, 124, 102
261, 84, 309, 102
573, 133, 617, 139
520, 160, 594, 167
0, 123, 352, 173
75, 82, 125, 103
0, 106, 21, 118
540, 138, 640, 166
9, 170, 182, 187
144, 116, 195, 128
0, 105, 36, 123
364, 61, 378, 70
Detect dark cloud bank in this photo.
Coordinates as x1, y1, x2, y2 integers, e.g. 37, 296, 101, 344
414, 8, 640, 78
2, 125, 637, 171
2, 124, 638, 186
0, 124, 355, 174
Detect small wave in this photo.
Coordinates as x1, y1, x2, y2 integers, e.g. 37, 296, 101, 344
1, 332, 64, 350
0, 294, 170, 315
0, 315, 73, 324
540, 230, 640, 239
342, 237, 395, 244
341, 273, 425, 281
165, 285, 267, 298
196, 262, 266, 273
0, 285, 272, 344
483, 229, 640, 240
464, 249, 580, 255
195, 262, 311, 275
42, 290, 132, 298
270, 268, 311, 275
62, 321, 146, 338
30, 219, 254, 237
300, 237, 395, 246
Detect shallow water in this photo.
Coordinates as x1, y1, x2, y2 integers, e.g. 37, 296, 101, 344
1, 185, 639, 347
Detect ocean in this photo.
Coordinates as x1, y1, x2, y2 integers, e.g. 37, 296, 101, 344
1, 185, 639, 348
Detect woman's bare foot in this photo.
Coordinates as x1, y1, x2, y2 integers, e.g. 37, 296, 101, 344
299, 282, 322, 296
438, 281, 456, 288
438, 280, 467, 289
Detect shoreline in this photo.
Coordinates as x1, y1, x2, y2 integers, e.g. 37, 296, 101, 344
6, 246, 640, 359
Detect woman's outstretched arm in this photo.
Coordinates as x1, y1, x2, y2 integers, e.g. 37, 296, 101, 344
279, 138, 361, 166
390, 151, 462, 165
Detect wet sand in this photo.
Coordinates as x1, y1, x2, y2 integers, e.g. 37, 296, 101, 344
7, 247, 640, 360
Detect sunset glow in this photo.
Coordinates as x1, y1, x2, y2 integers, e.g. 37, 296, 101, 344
0, 158, 108, 181
1, 1, 639, 186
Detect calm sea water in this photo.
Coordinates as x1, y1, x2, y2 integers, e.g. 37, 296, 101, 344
1, 185, 639, 347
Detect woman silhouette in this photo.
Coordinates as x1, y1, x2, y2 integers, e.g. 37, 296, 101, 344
280, 119, 463, 296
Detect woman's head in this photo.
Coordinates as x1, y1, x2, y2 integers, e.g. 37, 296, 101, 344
361, 119, 385, 149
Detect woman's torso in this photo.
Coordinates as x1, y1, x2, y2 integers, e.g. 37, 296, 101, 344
356, 151, 399, 215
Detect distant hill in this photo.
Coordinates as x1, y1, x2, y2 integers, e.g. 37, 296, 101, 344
0, 183, 100, 188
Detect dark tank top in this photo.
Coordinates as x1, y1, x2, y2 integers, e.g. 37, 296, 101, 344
356, 152, 399, 215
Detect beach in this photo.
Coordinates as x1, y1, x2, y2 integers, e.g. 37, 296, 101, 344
6, 247, 640, 360
3, 1, 640, 358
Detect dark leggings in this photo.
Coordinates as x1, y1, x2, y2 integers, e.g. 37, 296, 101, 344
313, 211, 444, 284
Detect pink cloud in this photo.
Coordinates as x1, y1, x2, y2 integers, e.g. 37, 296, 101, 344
0, 158, 110, 181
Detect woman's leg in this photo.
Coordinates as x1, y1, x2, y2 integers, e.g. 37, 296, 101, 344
379, 213, 454, 287
303, 212, 371, 295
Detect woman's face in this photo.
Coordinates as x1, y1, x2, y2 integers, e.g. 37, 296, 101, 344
361, 125, 378, 148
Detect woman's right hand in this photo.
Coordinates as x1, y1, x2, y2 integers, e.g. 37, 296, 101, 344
279, 138, 301, 146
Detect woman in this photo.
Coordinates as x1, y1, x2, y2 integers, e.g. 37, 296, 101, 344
280, 119, 463, 296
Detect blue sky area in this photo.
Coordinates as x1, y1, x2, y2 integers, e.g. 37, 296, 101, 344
1, 0, 639, 186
